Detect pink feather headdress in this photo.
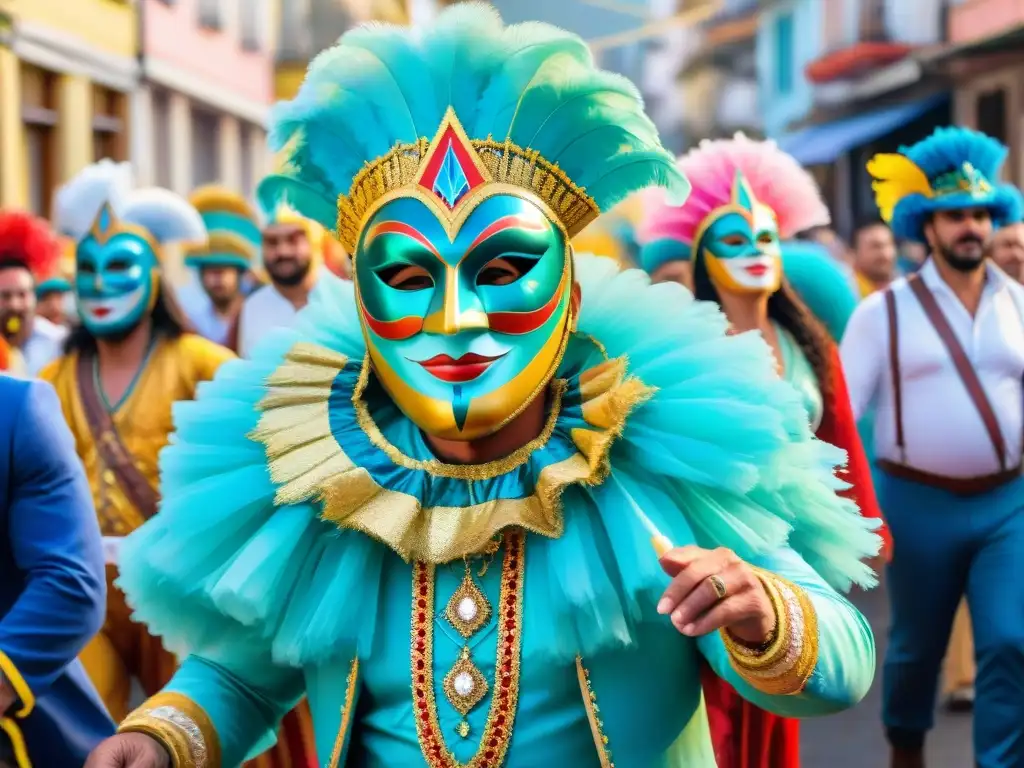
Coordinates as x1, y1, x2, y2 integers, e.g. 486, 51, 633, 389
638, 133, 830, 246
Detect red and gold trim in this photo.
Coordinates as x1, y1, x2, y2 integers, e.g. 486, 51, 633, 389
411, 530, 525, 768
720, 569, 819, 696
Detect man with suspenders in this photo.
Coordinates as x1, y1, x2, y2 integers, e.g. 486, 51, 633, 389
841, 127, 1024, 768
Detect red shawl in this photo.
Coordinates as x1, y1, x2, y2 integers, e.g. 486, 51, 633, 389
702, 343, 889, 768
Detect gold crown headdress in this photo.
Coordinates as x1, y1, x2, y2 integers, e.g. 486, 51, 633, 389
336, 108, 601, 254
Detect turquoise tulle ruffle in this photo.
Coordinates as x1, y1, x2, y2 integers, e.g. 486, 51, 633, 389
117, 255, 881, 669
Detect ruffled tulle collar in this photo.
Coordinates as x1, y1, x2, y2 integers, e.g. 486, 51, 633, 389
118, 259, 880, 670
252, 333, 654, 564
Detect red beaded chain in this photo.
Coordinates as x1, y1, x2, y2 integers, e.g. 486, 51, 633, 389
410, 529, 525, 768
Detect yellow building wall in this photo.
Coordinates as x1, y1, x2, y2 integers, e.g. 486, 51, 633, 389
0, 0, 135, 209
0, 47, 23, 207
14, 0, 136, 59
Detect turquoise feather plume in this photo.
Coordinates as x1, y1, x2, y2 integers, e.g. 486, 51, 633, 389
471, 31, 593, 139
341, 23, 440, 138
422, 3, 507, 122
580, 151, 691, 209
260, 1, 688, 230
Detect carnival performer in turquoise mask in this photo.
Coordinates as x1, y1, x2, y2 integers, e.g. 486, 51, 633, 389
42, 160, 234, 734
90, 7, 880, 768
637, 133, 889, 768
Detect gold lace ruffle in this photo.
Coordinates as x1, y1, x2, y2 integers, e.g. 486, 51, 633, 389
252, 341, 654, 563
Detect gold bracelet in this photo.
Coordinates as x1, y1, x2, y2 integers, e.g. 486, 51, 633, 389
119, 692, 220, 768
719, 568, 819, 696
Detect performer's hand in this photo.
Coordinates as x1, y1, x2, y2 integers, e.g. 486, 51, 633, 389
85, 734, 170, 768
657, 545, 776, 645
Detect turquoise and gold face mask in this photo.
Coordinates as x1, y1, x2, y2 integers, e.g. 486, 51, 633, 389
354, 115, 575, 440
696, 171, 782, 295
75, 204, 159, 338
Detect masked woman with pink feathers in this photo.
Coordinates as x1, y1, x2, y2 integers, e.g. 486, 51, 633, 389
637, 134, 890, 768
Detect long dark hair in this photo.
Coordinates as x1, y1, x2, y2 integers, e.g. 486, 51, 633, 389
692, 252, 834, 402
65, 281, 195, 355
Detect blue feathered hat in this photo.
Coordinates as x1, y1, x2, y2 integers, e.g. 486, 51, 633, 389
257, 2, 689, 254
867, 126, 1024, 243
781, 240, 858, 342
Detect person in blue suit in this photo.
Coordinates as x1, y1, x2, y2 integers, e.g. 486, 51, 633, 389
0, 374, 115, 767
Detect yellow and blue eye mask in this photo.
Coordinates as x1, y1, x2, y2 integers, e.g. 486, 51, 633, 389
74, 205, 159, 338
697, 171, 783, 296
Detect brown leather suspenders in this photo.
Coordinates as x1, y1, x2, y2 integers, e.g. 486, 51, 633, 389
885, 274, 1010, 474
884, 288, 906, 464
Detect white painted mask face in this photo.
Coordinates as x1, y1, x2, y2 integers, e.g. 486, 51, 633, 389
697, 172, 783, 296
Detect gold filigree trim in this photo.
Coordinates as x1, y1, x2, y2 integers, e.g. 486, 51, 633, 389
334, 108, 600, 253
442, 648, 489, 716
445, 569, 491, 638
119, 692, 221, 768
352, 355, 567, 481
252, 341, 653, 563
720, 570, 819, 696
327, 659, 360, 768
411, 530, 525, 768
576, 657, 614, 768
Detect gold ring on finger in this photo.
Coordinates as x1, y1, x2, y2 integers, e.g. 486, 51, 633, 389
708, 574, 728, 601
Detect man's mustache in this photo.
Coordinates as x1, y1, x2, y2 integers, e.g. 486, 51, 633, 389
955, 235, 983, 247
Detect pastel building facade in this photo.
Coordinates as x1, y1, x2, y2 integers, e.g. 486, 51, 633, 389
132, 0, 276, 200
0, 0, 137, 215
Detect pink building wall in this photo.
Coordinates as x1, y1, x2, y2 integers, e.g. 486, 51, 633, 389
142, 0, 272, 104
948, 0, 1024, 45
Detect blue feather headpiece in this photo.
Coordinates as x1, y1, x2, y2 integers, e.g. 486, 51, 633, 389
257, 2, 689, 254
867, 126, 1023, 243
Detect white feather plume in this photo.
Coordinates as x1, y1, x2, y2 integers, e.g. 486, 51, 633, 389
121, 188, 207, 247
53, 161, 206, 248
52, 160, 134, 241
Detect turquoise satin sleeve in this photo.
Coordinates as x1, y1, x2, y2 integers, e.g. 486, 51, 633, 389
165, 654, 306, 766
776, 322, 823, 431
696, 546, 875, 717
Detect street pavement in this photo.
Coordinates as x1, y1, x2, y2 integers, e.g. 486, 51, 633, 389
800, 574, 973, 767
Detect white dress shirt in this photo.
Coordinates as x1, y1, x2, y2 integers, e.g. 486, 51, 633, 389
22, 316, 68, 376
237, 276, 321, 358
841, 259, 1024, 478
188, 297, 233, 347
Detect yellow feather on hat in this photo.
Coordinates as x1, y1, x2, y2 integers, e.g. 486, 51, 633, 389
866, 153, 934, 223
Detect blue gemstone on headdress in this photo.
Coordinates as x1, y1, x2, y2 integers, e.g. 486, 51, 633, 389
98, 206, 111, 232
434, 143, 470, 209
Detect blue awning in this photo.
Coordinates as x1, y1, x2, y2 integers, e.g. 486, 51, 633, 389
776, 95, 948, 166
